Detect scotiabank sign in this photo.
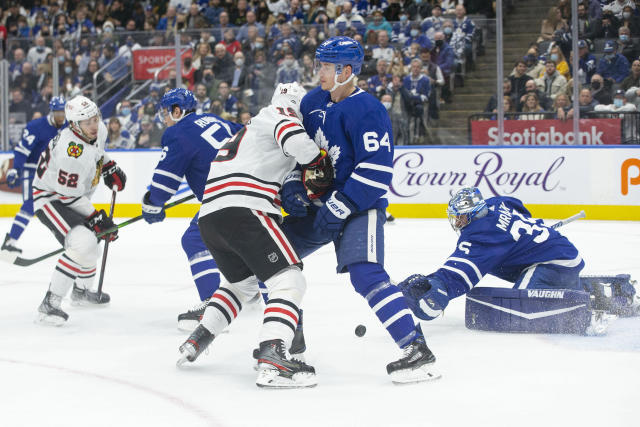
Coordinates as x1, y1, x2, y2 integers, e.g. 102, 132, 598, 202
132, 47, 192, 80
471, 118, 621, 145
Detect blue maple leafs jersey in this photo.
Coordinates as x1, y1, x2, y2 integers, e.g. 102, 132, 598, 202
13, 116, 66, 171
432, 196, 583, 298
148, 113, 243, 205
300, 87, 394, 211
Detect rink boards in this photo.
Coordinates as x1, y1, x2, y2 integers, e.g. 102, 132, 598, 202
1, 146, 639, 220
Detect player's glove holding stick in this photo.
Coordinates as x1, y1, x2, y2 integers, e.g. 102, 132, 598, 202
85, 209, 118, 242
102, 160, 127, 191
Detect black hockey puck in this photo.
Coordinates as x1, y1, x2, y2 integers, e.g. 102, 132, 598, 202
355, 324, 366, 337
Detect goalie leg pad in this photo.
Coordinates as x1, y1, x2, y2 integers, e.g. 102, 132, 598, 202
465, 287, 592, 334
581, 274, 639, 317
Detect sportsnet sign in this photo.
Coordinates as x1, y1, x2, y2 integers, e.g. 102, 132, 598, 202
471, 119, 621, 145
132, 47, 192, 80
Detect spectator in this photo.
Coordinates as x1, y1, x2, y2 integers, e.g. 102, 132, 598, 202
246, 50, 276, 113
575, 2, 597, 39
391, 11, 412, 45
194, 83, 213, 115
216, 81, 238, 119
101, 44, 128, 83
518, 78, 552, 111
301, 25, 320, 56
135, 116, 163, 149
9, 48, 26, 81
554, 93, 572, 121
590, 73, 614, 105
300, 52, 319, 90
212, 11, 235, 42
366, 10, 392, 38
237, 11, 266, 42
422, 5, 444, 42
182, 56, 196, 90
453, 4, 476, 64
538, 7, 568, 42
485, 79, 514, 113
619, 5, 640, 36
596, 40, 630, 84
372, 30, 394, 62
624, 86, 640, 110
229, 51, 249, 98
106, 117, 134, 150
239, 111, 252, 125
80, 59, 104, 91
432, 31, 455, 102
603, 0, 636, 20
9, 89, 33, 123
204, 0, 225, 25
157, 6, 178, 31
595, 88, 638, 112
334, 2, 366, 32
200, 57, 222, 99
115, 99, 140, 137
212, 43, 234, 84
535, 59, 568, 100
221, 29, 242, 55
510, 60, 534, 102
491, 95, 516, 120
385, 74, 414, 145
568, 88, 600, 117
576, 40, 597, 85
592, 10, 620, 39
404, 58, 431, 143
404, 22, 433, 51
617, 26, 639, 63
521, 51, 545, 79
367, 59, 391, 98
404, 0, 432, 22
26, 36, 52, 67
270, 22, 302, 59
442, 20, 465, 69
420, 48, 445, 120
622, 60, 640, 90
17, 62, 38, 97
547, 45, 571, 80
275, 52, 302, 84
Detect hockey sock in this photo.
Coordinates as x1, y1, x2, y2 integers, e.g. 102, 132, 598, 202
187, 250, 221, 301
9, 210, 32, 240
259, 268, 306, 348
350, 262, 419, 348
50, 254, 84, 296
200, 287, 243, 335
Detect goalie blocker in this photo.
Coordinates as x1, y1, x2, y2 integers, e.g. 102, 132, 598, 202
465, 287, 592, 334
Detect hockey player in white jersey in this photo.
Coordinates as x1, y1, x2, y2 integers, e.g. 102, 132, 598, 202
178, 82, 333, 388
32, 95, 127, 325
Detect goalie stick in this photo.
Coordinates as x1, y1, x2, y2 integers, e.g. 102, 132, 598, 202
550, 210, 586, 229
4, 193, 197, 267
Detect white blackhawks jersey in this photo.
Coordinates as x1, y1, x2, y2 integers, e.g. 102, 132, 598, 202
32, 121, 109, 217
200, 104, 320, 217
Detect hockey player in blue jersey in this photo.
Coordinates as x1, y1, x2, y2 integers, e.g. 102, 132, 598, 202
2, 96, 66, 255
140, 88, 244, 330
280, 36, 440, 384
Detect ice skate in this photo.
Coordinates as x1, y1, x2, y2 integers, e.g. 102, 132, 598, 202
386, 336, 441, 384
255, 339, 317, 389
177, 324, 215, 366
36, 291, 69, 326
252, 310, 307, 368
177, 298, 209, 332
70, 284, 110, 306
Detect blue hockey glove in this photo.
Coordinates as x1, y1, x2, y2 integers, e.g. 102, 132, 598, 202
281, 170, 310, 217
6, 168, 20, 188
398, 274, 450, 321
142, 191, 166, 224
314, 191, 355, 240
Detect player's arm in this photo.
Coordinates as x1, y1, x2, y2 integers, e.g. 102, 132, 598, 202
7, 123, 37, 187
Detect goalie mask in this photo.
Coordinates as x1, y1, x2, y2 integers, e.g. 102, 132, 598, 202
447, 187, 488, 234
271, 82, 306, 119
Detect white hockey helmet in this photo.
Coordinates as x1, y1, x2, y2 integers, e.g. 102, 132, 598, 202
271, 82, 307, 119
65, 95, 101, 142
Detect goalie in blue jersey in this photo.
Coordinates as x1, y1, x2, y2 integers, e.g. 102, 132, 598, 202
140, 88, 243, 330
398, 187, 639, 334
280, 36, 440, 384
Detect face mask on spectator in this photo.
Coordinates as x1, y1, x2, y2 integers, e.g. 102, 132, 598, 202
415, 0, 422, 4
623, 12, 631, 19
303, 4, 310, 11
235, 58, 244, 66
410, 29, 419, 37
550, 53, 559, 62
614, 98, 623, 107
444, 27, 452, 35
318, 32, 326, 41
37, 46, 45, 53
620, 34, 630, 42
382, 101, 392, 109
57, 55, 65, 62
284, 58, 294, 67
255, 42, 264, 49
591, 81, 601, 90
400, 15, 408, 22
127, 39, 134, 47
605, 53, 615, 60
121, 107, 131, 116
435, 39, 443, 48
64, 66, 72, 74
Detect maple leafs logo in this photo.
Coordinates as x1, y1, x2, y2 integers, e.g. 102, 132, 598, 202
313, 127, 340, 176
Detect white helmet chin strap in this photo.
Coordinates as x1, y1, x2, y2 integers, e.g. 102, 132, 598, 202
168, 108, 187, 123
329, 72, 356, 93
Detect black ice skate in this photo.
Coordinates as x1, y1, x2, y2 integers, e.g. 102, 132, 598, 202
37, 291, 69, 326
177, 298, 209, 332
255, 339, 317, 388
386, 336, 441, 384
252, 310, 307, 366
1, 233, 22, 254
70, 284, 110, 305
176, 324, 215, 366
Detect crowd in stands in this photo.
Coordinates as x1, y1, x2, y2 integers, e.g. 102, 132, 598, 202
1, 0, 495, 147
485, 0, 640, 134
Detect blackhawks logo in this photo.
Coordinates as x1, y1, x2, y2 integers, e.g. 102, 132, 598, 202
67, 142, 84, 158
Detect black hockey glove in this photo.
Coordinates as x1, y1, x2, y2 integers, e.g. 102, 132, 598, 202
102, 160, 127, 191
85, 209, 118, 242
302, 149, 334, 199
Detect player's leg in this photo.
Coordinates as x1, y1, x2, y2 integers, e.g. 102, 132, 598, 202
34, 201, 101, 325
2, 170, 35, 254
177, 212, 221, 331
337, 208, 440, 383
514, 260, 585, 291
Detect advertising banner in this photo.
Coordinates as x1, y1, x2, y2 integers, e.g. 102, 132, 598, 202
471, 118, 622, 146
132, 47, 192, 80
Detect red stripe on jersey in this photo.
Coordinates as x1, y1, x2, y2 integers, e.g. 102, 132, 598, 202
58, 259, 95, 274
276, 122, 300, 142
258, 211, 299, 264
44, 204, 68, 233
212, 293, 238, 317
204, 181, 278, 196
33, 190, 44, 195
264, 307, 298, 324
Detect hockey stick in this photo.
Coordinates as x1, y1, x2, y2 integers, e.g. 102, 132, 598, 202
96, 190, 117, 299
8, 193, 197, 267
550, 210, 586, 229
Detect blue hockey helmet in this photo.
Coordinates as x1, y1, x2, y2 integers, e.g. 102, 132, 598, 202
447, 187, 488, 233
49, 96, 66, 111
315, 36, 364, 75
160, 88, 197, 121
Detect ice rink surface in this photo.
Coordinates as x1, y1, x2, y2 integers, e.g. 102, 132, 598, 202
1, 216, 639, 427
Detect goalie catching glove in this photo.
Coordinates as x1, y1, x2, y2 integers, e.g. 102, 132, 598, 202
102, 160, 127, 191
85, 209, 118, 242
398, 274, 450, 321
302, 149, 333, 199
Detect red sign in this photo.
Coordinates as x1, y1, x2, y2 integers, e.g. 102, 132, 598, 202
132, 47, 192, 80
471, 118, 622, 145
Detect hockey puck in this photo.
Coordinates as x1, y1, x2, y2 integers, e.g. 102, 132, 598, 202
355, 324, 366, 337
